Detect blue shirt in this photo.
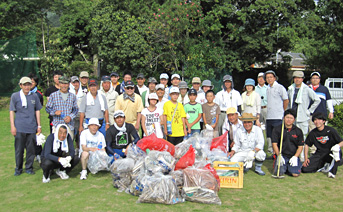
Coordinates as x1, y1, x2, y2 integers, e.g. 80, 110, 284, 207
310, 84, 332, 117
255, 84, 268, 106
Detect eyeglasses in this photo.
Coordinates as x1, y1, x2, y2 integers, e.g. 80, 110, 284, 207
126, 87, 134, 90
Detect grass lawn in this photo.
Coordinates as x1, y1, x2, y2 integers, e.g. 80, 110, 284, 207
1, 105, 343, 212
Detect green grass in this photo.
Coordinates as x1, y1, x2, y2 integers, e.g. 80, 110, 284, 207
1, 105, 343, 212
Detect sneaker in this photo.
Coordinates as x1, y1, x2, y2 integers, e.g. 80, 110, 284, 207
42, 175, 50, 183
25, 169, 35, 175
80, 170, 87, 180
14, 170, 22, 176
55, 169, 69, 180
36, 155, 42, 164
328, 172, 336, 179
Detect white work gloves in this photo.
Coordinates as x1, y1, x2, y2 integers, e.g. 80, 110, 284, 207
36, 133, 46, 146
289, 156, 298, 167
330, 144, 341, 162
59, 157, 72, 168
277, 155, 285, 166
186, 114, 191, 120
244, 150, 255, 169
205, 124, 213, 131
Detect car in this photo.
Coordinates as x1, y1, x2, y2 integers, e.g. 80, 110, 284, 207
324, 78, 343, 106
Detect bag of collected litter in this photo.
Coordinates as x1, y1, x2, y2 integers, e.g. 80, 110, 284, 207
126, 143, 146, 162
87, 150, 111, 174
182, 187, 221, 205
131, 160, 145, 180
144, 150, 175, 175
136, 133, 175, 156
203, 163, 220, 187
137, 173, 184, 204
210, 131, 228, 153
174, 138, 192, 159
208, 148, 229, 163
174, 145, 195, 171
170, 170, 184, 188
110, 158, 135, 192
183, 167, 219, 193
129, 173, 152, 196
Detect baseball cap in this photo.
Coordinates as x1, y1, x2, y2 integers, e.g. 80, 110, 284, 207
160, 73, 169, 79
80, 71, 89, 78
171, 74, 180, 80
147, 77, 158, 84
110, 72, 119, 77
257, 72, 264, 78
70, 76, 80, 83
148, 93, 158, 100
156, 84, 165, 90
113, 110, 125, 118
292, 71, 304, 78
310, 72, 321, 78
192, 77, 201, 84
223, 75, 233, 82
188, 88, 197, 95
226, 107, 239, 114
88, 79, 98, 86
101, 75, 111, 82
88, 118, 101, 127
137, 73, 145, 79
58, 75, 70, 84
169, 87, 180, 94
124, 80, 135, 87
19, 77, 32, 85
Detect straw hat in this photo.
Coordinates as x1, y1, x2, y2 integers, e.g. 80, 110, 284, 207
238, 113, 258, 122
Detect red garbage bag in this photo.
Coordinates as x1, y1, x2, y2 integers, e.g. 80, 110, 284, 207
136, 133, 175, 156
203, 163, 220, 188
210, 131, 228, 153
175, 145, 195, 171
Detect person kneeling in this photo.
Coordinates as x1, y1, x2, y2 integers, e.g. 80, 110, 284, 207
79, 118, 106, 180
272, 109, 304, 178
227, 113, 266, 175
302, 112, 343, 178
41, 124, 79, 183
106, 110, 140, 158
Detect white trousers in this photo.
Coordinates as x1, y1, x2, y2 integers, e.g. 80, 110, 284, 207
231, 150, 266, 162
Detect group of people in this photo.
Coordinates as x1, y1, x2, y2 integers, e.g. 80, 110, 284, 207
9, 69, 343, 183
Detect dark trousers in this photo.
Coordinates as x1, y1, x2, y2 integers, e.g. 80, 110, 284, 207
14, 132, 36, 172
266, 119, 282, 138
34, 139, 42, 156
41, 157, 80, 178
167, 136, 183, 146
302, 152, 342, 175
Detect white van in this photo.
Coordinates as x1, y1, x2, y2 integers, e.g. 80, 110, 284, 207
324, 78, 343, 106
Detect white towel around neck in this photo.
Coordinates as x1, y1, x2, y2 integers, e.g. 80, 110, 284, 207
86, 92, 105, 112
53, 124, 69, 153
20, 89, 29, 108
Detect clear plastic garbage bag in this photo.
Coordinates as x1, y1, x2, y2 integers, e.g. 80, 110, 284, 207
144, 150, 175, 175
182, 187, 221, 205
183, 167, 219, 193
87, 150, 111, 174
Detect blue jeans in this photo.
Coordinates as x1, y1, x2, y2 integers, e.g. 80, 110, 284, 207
184, 129, 201, 139
85, 118, 106, 137
266, 119, 282, 138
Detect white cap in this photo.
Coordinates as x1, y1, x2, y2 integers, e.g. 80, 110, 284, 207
156, 84, 165, 90
160, 73, 169, 79
169, 87, 180, 94
113, 110, 125, 118
171, 74, 180, 80
258, 72, 264, 78
88, 118, 101, 127
148, 93, 158, 100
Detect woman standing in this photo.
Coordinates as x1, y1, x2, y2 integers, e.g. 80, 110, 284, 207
241, 78, 261, 127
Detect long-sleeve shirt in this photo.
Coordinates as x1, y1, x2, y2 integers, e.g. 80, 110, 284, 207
232, 125, 265, 152
41, 134, 75, 162
45, 91, 79, 130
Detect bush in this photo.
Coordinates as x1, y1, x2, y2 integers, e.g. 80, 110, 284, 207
328, 102, 343, 136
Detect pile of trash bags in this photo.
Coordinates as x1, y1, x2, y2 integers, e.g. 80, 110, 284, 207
110, 130, 233, 205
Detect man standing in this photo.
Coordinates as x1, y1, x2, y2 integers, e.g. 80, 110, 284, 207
215, 75, 243, 135
141, 77, 158, 107
79, 79, 109, 137
287, 71, 320, 161
115, 80, 144, 131
272, 109, 304, 177
79, 71, 89, 94
115, 71, 140, 95
227, 113, 266, 175
136, 73, 148, 95
192, 77, 206, 104
10, 77, 42, 176
265, 70, 289, 154
99, 75, 119, 125
255, 72, 268, 126
167, 74, 181, 100
222, 107, 243, 152
46, 76, 78, 139
110, 72, 120, 91
160, 73, 169, 99
156, 84, 169, 111
302, 112, 343, 178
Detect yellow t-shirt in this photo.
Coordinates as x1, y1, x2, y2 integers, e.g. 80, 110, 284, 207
115, 94, 143, 125
163, 100, 186, 137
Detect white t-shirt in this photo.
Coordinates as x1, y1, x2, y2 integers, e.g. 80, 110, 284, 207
141, 107, 163, 138
79, 129, 106, 156
156, 97, 169, 112
215, 89, 243, 112
137, 85, 148, 96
